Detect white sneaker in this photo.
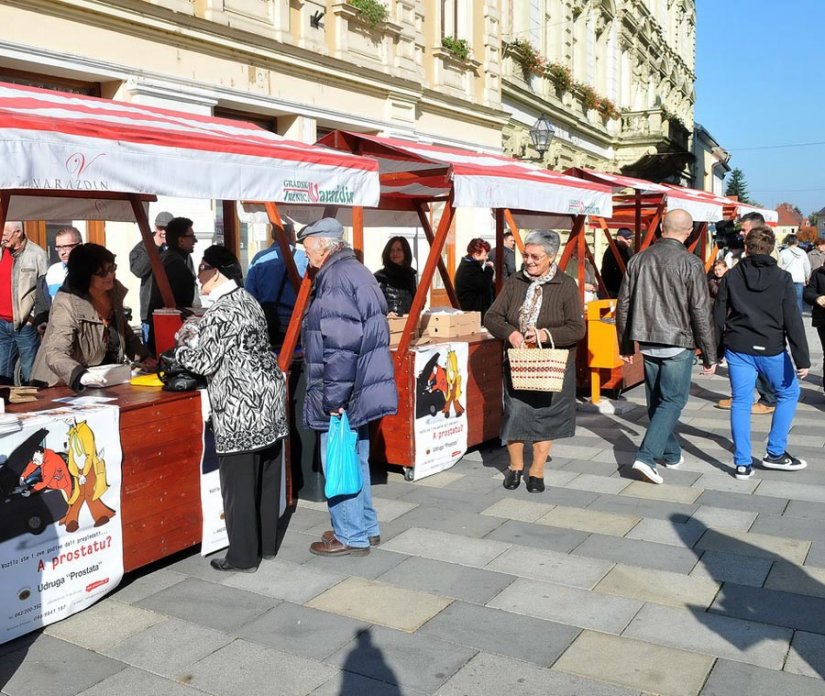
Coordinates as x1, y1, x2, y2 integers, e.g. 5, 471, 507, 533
632, 460, 664, 484
762, 451, 807, 471
734, 465, 754, 480
660, 455, 684, 469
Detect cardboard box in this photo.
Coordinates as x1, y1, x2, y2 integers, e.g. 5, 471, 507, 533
419, 311, 481, 338
387, 315, 411, 334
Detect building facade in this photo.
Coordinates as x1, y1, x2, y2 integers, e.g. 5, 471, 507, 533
692, 123, 730, 195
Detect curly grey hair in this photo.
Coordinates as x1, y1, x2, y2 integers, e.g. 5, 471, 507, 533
316, 237, 349, 255
523, 229, 560, 258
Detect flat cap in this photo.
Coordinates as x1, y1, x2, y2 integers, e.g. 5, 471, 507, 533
154, 211, 174, 228
297, 217, 344, 242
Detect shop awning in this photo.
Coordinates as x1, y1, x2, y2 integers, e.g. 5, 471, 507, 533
318, 132, 613, 217
0, 81, 380, 220
565, 168, 725, 223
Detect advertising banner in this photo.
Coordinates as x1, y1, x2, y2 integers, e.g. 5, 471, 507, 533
412, 342, 469, 480
0, 405, 123, 644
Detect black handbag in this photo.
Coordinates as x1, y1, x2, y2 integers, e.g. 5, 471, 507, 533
157, 349, 206, 392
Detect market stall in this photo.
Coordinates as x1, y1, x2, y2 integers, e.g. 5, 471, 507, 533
306, 132, 613, 479
0, 81, 380, 641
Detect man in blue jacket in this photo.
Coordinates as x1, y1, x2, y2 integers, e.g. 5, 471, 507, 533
299, 218, 398, 556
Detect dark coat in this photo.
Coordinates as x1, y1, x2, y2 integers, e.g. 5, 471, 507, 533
302, 248, 398, 431
804, 266, 825, 327
129, 240, 165, 321
600, 242, 633, 298
714, 254, 809, 368
455, 256, 494, 316
489, 246, 517, 278
374, 263, 417, 315
147, 246, 196, 315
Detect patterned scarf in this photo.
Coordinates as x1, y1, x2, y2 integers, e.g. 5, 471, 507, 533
518, 263, 558, 334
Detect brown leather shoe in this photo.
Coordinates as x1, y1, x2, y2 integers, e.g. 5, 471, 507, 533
322, 529, 380, 546
310, 535, 370, 556
752, 403, 775, 415
715, 398, 732, 410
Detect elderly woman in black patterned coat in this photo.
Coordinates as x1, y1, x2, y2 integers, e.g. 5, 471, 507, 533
484, 230, 585, 493
176, 245, 288, 573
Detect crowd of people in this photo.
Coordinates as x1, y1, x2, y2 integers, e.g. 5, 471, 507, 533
2, 207, 821, 574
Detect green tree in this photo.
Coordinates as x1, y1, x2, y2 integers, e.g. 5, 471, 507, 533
725, 168, 751, 203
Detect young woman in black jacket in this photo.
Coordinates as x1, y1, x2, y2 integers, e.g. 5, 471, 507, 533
803, 263, 825, 390
374, 236, 417, 316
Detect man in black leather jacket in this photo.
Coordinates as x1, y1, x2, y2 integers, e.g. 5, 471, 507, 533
616, 209, 717, 484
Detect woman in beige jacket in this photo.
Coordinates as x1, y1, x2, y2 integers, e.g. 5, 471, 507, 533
32, 243, 153, 391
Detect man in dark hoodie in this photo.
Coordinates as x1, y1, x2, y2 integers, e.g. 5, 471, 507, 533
713, 225, 810, 480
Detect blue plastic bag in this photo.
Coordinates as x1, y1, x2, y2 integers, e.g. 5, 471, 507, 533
324, 412, 363, 499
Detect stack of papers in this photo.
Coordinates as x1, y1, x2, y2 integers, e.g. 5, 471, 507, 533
0, 413, 22, 436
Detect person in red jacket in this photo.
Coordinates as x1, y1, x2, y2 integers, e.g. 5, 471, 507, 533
20, 447, 73, 501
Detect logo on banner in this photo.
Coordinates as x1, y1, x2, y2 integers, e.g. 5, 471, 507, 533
567, 199, 600, 215
21, 152, 110, 191
282, 179, 355, 204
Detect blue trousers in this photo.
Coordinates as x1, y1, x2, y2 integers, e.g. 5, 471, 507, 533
320, 424, 379, 548
726, 349, 799, 466
0, 320, 40, 384
636, 349, 693, 467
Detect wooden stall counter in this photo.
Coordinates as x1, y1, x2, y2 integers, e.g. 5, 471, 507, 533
8, 384, 204, 573
372, 332, 503, 476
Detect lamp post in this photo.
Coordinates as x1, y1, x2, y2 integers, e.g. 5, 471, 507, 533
529, 114, 555, 158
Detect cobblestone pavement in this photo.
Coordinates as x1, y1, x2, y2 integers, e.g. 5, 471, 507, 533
3, 326, 825, 696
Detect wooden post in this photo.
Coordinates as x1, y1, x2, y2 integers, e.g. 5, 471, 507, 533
504, 209, 525, 253
641, 200, 665, 250
263, 201, 301, 291
222, 200, 239, 258
352, 206, 364, 253
415, 202, 459, 308
0, 192, 9, 229
277, 273, 313, 374
399, 192, 456, 354
634, 189, 642, 248
494, 208, 504, 294
129, 195, 175, 308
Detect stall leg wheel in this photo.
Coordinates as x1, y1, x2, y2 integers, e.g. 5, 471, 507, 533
403, 467, 415, 482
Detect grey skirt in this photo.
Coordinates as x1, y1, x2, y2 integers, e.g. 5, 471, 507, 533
500, 350, 577, 442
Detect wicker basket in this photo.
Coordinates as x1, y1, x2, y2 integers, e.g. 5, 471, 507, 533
507, 330, 569, 392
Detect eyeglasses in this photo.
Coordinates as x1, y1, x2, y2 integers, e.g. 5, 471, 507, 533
56, 242, 81, 251
198, 263, 214, 274
522, 253, 548, 262
94, 264, 117, 277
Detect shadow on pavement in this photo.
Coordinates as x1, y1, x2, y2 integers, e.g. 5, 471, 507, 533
339, 628, 401, 696
672, 514, 825, 679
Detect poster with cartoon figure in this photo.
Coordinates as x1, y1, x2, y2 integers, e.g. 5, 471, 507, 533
413, 342, 469, 480
0, 405, 123, 644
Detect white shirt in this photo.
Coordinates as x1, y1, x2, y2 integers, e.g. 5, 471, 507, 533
779, 246, 811, 284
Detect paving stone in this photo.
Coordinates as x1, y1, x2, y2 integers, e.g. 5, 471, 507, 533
484, 520, 589, 553
694, 528, 810, 564
595, 564, 719, 608
307, 576, 452, 632
102, 617, 231, 678
376, 556, 516, 605
554, 629, 714, 696
491, 537, 606, 582
220, 558, 345, 604
701, 658, 825, 696
186, 638, 334, 696
487, 578, 642, 634
110, 569, 188, 605
382, 528, 509, 568
418, 601, 580, 667
572, 534, 699, 573
548, 444, 606, 460
479, 497, 555, 523
387, 504, 504, 538
587, 493, 698, 522
371, 480, 420, 501
754, 480, 825, 504
784, 630, 825, 680
0, 635, 126, 696
562, 473, 632, 495
444, 472, 507, 495
414, 471, 466, 488
783, 499, 825, 520
164, 550, 236, 583
535, 505, 639, 536
530, 486, 601, 508
558, 458, 626, 477
303, 547, 408, 580
691, 473, 761, 494
136, 578, 277, 633
693, 489, 789, 515
272, 528, 320, 565
372, 497, 420, 522
689, 550, 773, 587
325, 625, 476, 694
691, 505, 757, 532
620, 481, 703, 504
399, 486, 497, 513
74, 667, 198, 696
238, 602, 369, 661
435, 651, 640, 696
806, 542, 825, 569
276, 507, 330, 533
623, 603, 792, 669
625, 517, 705, 547
312, 671, 429, 696
44, 600, 166, 653
749, 513, 825, 543
709, 582, 825, 635
764, 561, 825, 599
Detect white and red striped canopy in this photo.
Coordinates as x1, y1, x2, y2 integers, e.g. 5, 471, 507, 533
565, 168, 725, 223
0, 81, 380, 221
318, 132, 613, 217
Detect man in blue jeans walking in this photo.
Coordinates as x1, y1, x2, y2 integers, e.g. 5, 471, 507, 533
299, 218, 398, 556
616, 209, 718, 484
713, 225, 809, 479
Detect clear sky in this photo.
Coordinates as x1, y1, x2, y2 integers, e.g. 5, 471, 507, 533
694, 0, 825, 217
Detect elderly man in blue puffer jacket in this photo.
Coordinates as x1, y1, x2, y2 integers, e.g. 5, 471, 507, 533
300, 218, 398, 556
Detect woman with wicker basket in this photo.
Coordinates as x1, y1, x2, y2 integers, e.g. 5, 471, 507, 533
484, 230, 585, 493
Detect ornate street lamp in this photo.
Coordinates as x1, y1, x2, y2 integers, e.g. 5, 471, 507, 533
529, 114, 555, 156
